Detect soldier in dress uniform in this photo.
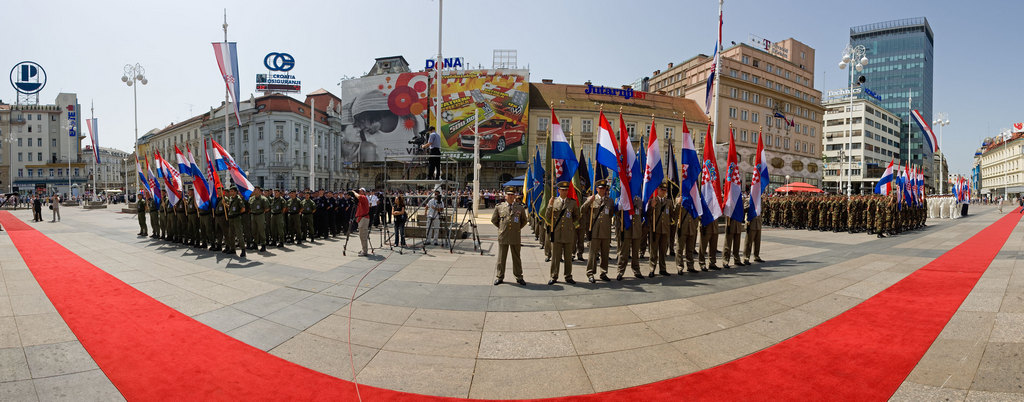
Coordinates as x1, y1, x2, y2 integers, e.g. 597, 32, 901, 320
270, 189, 286, 247
617, 195, 645, 280
212, 187, 228, 251
148, 192, 161, 239
199, 190, 214, 249
248, 187, 269, 252
546, 181, 579, 285
137, 192, 148, 236
646, 182, 674, 277
287, 190, 303, 244
173, 195, 186, 243
186, 188, 201, 247
582, 180, 615, 283
676, 192, 699, 274
240, 190, 253, 250
699, 202, 720, 271
492, 187, 528, 285
225, 187, 247, 258
743, 195, 764, 265
722, 193, 745, 269
301, 190, 317, 242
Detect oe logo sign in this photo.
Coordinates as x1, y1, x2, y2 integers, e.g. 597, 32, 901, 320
10, 61, 46, 95
264, 53, 295, 72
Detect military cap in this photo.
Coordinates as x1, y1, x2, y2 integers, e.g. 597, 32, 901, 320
504, 187, 517, 195
595, 179, 608, 189
557, 181, 571, 189
659, 181, 669, 189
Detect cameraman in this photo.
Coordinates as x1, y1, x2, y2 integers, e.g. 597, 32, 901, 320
420, 126, 441, 180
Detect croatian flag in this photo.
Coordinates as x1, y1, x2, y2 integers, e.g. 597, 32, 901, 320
916, 169, 925, 204
704, 6, 722, 115
136, 155, 151, 198
679, 119, 703, 220
911, 109, 938, 154
874, 159, 895, 195
595, 111, 619, 174
699, 123, 723, 226
665, 140, 679, 199
85, 118, 100, 164
749, 128, 769, 219
211, 139, 254, 200
174, 145, 190, 176
157, 152, 182, 205
212, 42, 242, 125
146, 157, 161, 205
722, 127, 744, 222
618, 113, 637, 228
186, 146, 212, 210
204, 141, 222, 208
642, 118, 664, 211
550, 109, 579, 200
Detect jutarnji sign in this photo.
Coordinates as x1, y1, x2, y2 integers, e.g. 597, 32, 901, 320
584, 83, 646, 100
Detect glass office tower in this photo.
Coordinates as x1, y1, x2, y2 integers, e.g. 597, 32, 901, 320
850, 17, 934, 176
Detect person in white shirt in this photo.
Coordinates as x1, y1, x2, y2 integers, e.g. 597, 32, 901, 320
426, 190, 443, 245
368, 192, 380, 227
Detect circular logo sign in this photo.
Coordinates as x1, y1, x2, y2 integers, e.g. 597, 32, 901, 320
10, 61, 46, 95
264, 53, 295, 72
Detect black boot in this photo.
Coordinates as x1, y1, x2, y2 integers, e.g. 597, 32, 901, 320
259, 245, 266, 252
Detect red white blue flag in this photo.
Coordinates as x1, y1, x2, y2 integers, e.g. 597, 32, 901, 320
874, 159, 895, 195
212, 42, 242, 125
699, 123, 723, 225
642, 117, 664, 211
911, 109, 938, 154
749, 128, 769, 218
704, 5, 723, 115
85, 118, 100, 164
211, 139, 254, 200
723, 127, 744, 222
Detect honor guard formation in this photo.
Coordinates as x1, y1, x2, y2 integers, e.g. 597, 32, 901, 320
762, 194, 927, 237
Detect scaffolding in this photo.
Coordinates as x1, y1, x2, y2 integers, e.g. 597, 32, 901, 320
379, 154, 481, 254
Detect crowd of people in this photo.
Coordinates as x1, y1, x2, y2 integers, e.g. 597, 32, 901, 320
762, 194, 928, 237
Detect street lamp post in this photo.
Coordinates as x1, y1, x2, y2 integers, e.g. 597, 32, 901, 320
121, 63, 148, 195
839, 44, 868, 198
933, 113, 950, 194
123, 158, 129, 200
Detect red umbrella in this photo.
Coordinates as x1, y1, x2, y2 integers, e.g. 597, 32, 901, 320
775, 182, 824, 193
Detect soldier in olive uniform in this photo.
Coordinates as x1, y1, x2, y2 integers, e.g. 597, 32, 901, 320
618, 195, 645, 280
744, 196, 765, 264
287, 190, 303, 244
186, 190, 201, 247
137, 192, 148, 236
212, 188, 228, 251
148, 193, 161, 239
270, 189, 286, 247
582, 180, 615, 283
492, 187, 528, 285
239, 191, 253, 250
676, 193, 700, 274
646, 182, 675, 277
225, 187, 247, 257
249, 187, 269, 252
722, 196, 744, 269
546, 181, 580, 285
301, 191, 317, 242
199, 192, 214, 249
161, 198, 173, 241
173, 196, 186, 243
699, 206, 720, 271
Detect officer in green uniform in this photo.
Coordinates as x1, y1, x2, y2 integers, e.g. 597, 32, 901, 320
186, 189, 201, 247
225, 187, 246, 257
161, 198, 172, 240
676, 192, 700, 274
301, 191, 317, 242
618, 195, 645, 280
287, 190, 303, 244
199, 192, 214, 249
173, 196, 185, 243
270, 189, 286, 247
248, 187, 269, 252
148, 193, 161, 239
492, 187, 528, 285
646, 182, 674, 277
546, 181, 579, 285
137, 192, 148, 236
212, 187, 228, 251
240, 190, 253, 250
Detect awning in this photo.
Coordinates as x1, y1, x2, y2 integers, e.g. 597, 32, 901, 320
502, 175, 525, 188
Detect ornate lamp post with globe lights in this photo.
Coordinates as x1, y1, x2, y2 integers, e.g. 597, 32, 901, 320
121, 63, 147, 193
839, 45, 868, 197
933, 113, 950, 194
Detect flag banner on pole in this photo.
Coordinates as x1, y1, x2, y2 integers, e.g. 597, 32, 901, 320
186, 146, 212, 210
211, 139, 254, 200
699, 123, 723, 225
666, 141, 680, 199
704, 5, 723, 115
632, 139, 645, 218
618, 113, 637, 228
679, 118, 702, 220
85, 118, 100, 164
212, 42, 242, 125
550, 109, 579, 200
575, 148, 592, 196
874, 159, 895, 195
157, 151, 183, 205
146, 157, 162, 206
136, 155, 151, 198
723, 127, 744, 222
204, 141, 221, 209
530, 146, 545, 217
749, 128, 769, 218
642, 118, 664, 212
596, 111, 620, 174
911, 109, 938, 154
174, 146, 190, 176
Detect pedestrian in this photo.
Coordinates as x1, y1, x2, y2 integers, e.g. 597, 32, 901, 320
426, 190, 444, 246
392, 195, 407, 247
50, 195, 61, 222
492, 187, 527, 285
354, 188, 371, 256
420, 126, 441, 180
32, 196, 42, 222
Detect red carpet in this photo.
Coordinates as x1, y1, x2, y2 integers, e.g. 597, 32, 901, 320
1, 210, 1019, 401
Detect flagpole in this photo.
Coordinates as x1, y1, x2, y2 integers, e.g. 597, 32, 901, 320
711, 0, 723, 146
91, 101, 97, 202
222, 9, 231, 188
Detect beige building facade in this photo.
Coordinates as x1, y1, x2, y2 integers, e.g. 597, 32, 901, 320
978, 133, 1024, 198
821, 97, 902, 194
648, 39, 824, 187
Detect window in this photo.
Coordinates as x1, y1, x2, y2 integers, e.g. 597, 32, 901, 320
752, 59, 759, 68
775, 136, 780, 147
752, 112, 759, 123
730, 69, 738, 78
27, 169, 32, 177
37, 138, 41, 147
258, 126, 264, 140
766, 134, 772, 146
75, 168, 79, 176
766, 117, 773, 127
242, 151, 250, 168
794, 123, 800, 133
752, 94, 760, 104
742, 56, 750, 64
38, 152, 42, 161
752, 76, 759, 84
27, 114, 31, 120
17, 152, 22, 161
741, 110, 748, 121
51, 139, 56, 147
295, 127, 300, 141
276, 123, 285, 139
57, 169, 62, 177
37, 169, 42, 177
17, 138, 21, 147
742, 91, 749, 101
664, 126, 674, 138
560, 118, 572, 133
784, 138, 790, 149
581, 119, 593, 133
17, 169, 22, 177
276, 150, 283, 163
243, 129, 249, 143
303, 126, 308, 142
258, 149, 265, 164
538, 117, 549, 132
49, 169, 54, 177
767, 64, 774, 73
27, 153, 31, 161
741, 130, 748, 142
785, 71, 791, 79
730, 88, 738, 98
742, 72, 749, 81
728, 108, 737, 119
626, 123, 636, 138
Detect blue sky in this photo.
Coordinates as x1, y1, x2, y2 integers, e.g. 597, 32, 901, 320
3, 0, 1018, 175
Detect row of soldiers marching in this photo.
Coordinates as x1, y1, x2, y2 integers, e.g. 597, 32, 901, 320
763, 194, 927, 237
131, 139, 360, 258
492, 110, 772, 286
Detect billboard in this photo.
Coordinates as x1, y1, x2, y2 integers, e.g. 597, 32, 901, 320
340, 69, 529, 162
